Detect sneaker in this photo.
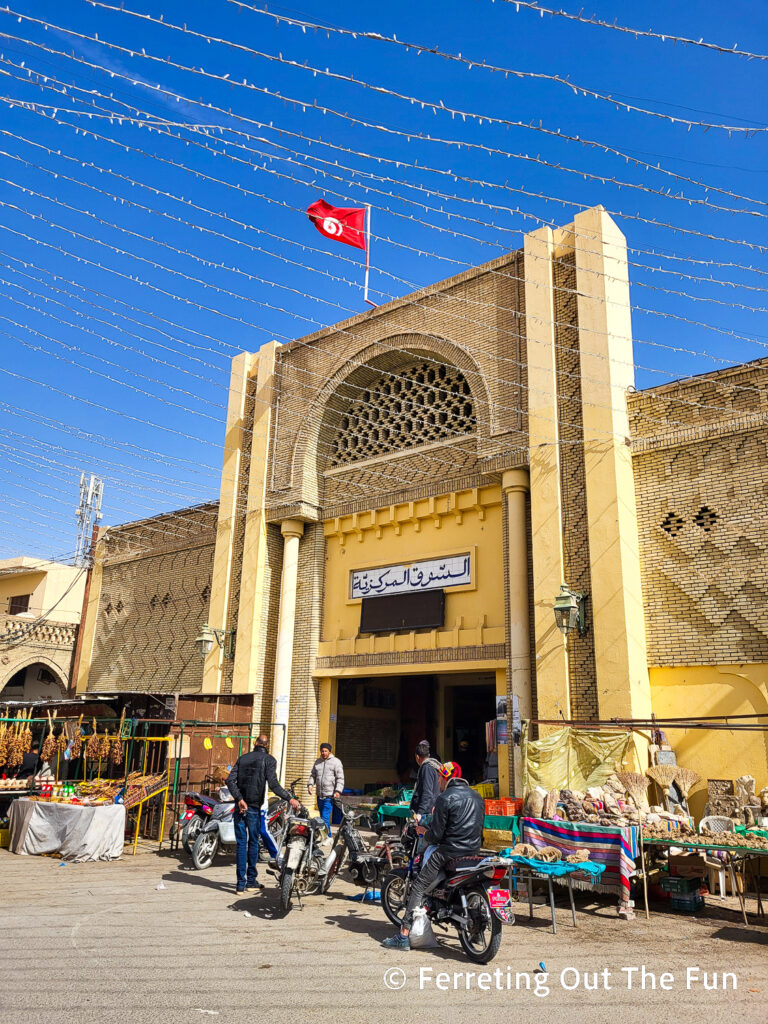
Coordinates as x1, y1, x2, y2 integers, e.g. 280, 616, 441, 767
244, 882, 264, 892
381, 933, 410, 951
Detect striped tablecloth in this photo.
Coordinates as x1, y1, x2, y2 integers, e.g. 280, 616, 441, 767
522, 817, 639, 899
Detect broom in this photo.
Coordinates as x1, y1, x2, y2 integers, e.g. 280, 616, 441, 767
674, 767, 701, 800
616, 771, 651, 810
646, 764, 679, 809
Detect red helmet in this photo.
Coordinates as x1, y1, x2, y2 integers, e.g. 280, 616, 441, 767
438, 761, 462, 780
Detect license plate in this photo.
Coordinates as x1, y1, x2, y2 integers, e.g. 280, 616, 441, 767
488, 888, 515, 924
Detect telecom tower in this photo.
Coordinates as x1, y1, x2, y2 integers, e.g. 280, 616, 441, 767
75, 472, 104, 566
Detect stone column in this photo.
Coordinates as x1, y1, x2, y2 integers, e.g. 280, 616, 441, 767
272, 518, 305, 782
502, 468, 532, 795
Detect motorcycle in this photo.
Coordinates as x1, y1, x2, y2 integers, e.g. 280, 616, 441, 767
191, 790, 293, 871
322, 803, 401, 894
276, 805, 329, 911
174, 790, 225, 854
380, 820, 510, 964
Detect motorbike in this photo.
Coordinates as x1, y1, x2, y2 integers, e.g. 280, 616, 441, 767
191, 787, 295, 870
322, 803, 402, 894
380, 819, 510, 964
276, 805, 329, 911
174, 789, 226, 854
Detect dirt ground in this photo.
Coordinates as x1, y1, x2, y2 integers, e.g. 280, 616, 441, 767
1, 844, 766, 1024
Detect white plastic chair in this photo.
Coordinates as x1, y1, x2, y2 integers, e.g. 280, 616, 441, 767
699, 816, 735, 899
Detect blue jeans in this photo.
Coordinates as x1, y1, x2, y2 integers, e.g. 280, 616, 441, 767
259, 809, 278, 859
233, 807, 261, 890
317, 796, 334, 834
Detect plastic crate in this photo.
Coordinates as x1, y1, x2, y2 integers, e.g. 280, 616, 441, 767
669, 893, 705, 914
660, 875, 702, 894
487, 798, 524, 815
472, 783, 496, 799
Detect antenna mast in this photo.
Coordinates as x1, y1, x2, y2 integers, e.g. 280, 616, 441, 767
75, 472, 104, 566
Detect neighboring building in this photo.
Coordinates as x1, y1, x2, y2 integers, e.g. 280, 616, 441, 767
0, 557, 86, 699
75, 207, 768, 812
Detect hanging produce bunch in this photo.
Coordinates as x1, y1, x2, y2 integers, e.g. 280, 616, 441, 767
70, 715, 83, 759
56, 724, 69, 756
86, 718, 101, 760
21, 711, 32, 754
5, 716, 24, 770
0, 721, 8, 769
98, 730, 112, 761
109, 710, 125, 766
41, 711, 56, 764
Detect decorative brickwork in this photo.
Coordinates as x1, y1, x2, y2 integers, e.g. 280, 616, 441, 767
87, 504, 217, 693
330, 360, 475, 465
553, 254, 598, 716
629, 358, 768, 666
315, 644, 505, 671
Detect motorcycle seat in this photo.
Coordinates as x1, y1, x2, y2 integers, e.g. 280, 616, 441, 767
445, 854, 486, 873
310, 817, 327, 829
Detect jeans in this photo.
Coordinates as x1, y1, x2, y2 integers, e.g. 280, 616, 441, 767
317, 796, 334, 833
233, 807, 261, 890
259, 809, 279, 859
402, 848, 449, 931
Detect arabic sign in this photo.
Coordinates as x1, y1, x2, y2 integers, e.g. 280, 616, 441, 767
350, 553, 471, 599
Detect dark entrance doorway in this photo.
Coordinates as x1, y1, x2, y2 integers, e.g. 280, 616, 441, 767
446, 682, 495, 784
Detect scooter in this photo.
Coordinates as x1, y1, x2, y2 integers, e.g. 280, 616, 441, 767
322, 802, 395, 894
191, 787, 296, 870
174, 790, 225, 854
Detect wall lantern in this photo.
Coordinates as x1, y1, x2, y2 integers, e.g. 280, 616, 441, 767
194, 623, 234, 660
553, 584, 588, 637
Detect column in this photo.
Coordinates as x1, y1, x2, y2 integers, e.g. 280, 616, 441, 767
271, 518, 305, 782
317, 677, 338, 752
203, 351, 255, 694
523, 225, 570, 725
572, 208, 652, 739
502, 468, 531, 796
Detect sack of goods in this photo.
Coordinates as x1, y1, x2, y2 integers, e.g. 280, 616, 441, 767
409, 906, 439, 949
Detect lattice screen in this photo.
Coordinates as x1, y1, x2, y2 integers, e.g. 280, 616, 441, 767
330, 361, 475, 466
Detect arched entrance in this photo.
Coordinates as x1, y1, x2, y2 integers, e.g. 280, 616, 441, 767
0, 659, 67, 702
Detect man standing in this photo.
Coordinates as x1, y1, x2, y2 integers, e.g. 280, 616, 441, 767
382, 762, 484, 950
308, 742, 345, 833
409, 740, 441, 822
227, 734, 299, 894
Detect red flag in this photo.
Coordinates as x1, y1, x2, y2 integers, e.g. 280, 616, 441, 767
307, 199, 366, 251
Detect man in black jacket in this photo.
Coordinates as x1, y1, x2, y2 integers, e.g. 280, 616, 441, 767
226, 734, 299, 894
409, 740, 441, 822
383, 761, 484, 950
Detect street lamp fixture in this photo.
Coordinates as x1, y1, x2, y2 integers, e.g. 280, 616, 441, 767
553, 584, 588, 637
194, 623, 234, 661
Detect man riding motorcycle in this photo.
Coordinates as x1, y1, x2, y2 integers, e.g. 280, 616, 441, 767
382, 761, 484, 951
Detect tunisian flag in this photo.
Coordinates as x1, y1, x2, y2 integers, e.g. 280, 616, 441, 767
307, 199, 367, 251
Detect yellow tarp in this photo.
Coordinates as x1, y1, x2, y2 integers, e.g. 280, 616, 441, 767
521, 724, 633, 793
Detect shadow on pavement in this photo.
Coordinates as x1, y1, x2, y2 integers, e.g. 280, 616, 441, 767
162, 868, 237, 894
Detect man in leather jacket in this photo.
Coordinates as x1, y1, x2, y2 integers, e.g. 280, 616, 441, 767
383, 761, 484, 950
227, 734, 299, 894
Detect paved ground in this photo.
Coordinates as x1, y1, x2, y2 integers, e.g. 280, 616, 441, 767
1, 844, 766, 1024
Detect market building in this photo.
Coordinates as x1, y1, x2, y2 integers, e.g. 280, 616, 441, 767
73, 207, 768, 812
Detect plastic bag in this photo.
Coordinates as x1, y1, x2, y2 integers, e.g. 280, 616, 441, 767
409, 906, 438, 949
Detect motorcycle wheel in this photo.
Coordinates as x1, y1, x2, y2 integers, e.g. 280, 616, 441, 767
457, 887, 502, 965
280, 868, 294, 912
182, 814, 203, 854
381, 868, 410, 927
191, 830, 219, 870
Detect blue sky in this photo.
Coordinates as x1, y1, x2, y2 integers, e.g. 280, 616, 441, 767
0, 0, 765, 564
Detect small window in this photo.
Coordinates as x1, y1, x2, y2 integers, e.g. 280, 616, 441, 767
660, 512, 684, 536
693, 506, 718, 532
9, 594, 30, 615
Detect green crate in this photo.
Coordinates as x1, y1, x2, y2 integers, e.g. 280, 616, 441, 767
660, 875, 701, 894
669, 894, 704, 914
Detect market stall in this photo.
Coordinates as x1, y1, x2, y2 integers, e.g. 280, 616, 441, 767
9, 797, 125, 861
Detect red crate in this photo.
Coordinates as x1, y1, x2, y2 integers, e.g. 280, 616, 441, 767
485, 798, 522, 816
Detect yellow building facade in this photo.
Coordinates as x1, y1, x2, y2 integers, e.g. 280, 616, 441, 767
75, 207, 768, 804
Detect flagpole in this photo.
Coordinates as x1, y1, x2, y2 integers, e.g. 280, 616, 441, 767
364, 204, 375, 306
